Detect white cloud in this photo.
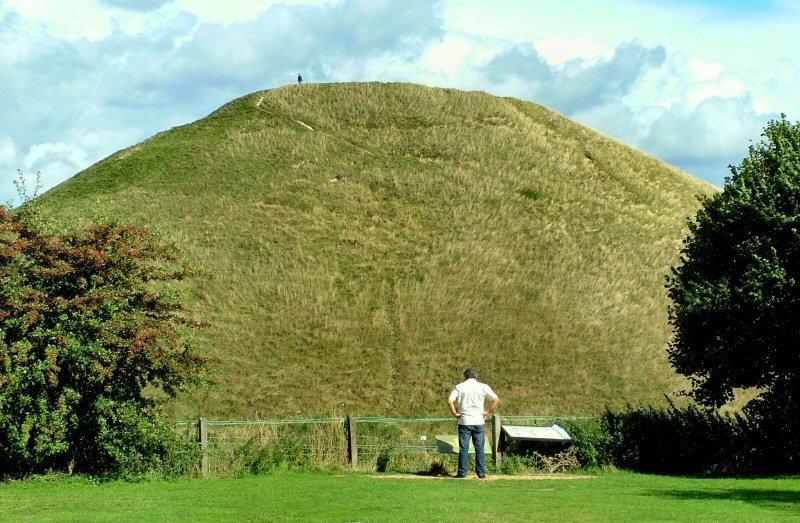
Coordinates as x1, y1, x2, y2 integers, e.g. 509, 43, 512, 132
754, 58, 800, 116
2, 141, 91, 202
477, 40, 667, 114
423, 33, 488, 78
646, 97, 742, 158
0, 138, 20, 205
99, 0, 175, 12
547, 48, 789, 186
0, 138, 16, 165
3, 0, 115, 40
535, 36, 611, 67
641, 95, 772, 184
172, 0, 330, 26
686, 56, 725, 83
22, 142, 88, 170
2, 0, 338, 42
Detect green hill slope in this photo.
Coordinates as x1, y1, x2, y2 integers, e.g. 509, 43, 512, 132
39, 82, 715, 418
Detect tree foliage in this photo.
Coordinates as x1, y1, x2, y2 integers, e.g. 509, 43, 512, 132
0, 206, 208, 476
667, 116, 800, 422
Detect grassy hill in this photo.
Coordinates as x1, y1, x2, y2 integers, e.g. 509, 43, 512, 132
38, 82, 716, 419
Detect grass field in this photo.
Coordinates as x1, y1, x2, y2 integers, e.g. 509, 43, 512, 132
1, 471, 798, 522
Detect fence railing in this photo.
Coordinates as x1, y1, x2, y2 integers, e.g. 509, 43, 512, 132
175, 414, 591, 477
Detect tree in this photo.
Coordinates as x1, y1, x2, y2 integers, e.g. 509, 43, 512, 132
0, 205, 208, 477
666, 116, 800, 426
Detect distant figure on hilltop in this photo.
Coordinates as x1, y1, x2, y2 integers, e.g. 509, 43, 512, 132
297, 73, 303, 85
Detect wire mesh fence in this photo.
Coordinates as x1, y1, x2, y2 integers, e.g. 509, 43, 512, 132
174, 417, 348, 476
174, 415, 592, 477
354, 417, 460, 473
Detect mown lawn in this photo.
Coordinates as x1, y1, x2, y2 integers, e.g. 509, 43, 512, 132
1, 471, 798, 522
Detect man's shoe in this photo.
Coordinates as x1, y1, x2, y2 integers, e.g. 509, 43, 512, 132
477, 475, 486, 479
455, 474, 467, 479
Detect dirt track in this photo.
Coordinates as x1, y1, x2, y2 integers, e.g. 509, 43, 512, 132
370, 473, 595, 481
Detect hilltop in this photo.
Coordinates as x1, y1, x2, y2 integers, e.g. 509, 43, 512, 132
38, 82, 715, 418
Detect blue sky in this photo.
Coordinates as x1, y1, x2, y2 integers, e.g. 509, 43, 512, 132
2, 0, 800, 204
664, 0, 779, 16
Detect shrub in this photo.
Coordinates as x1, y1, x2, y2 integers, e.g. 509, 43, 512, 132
530, 448, 581, 473
498, 454, 531, 475
560, 404, 800, 476
560, 418, 614, 470
600, 402, 770, 476
0, 206, 208, 478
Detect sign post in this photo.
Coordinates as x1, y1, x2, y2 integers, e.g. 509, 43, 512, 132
346, 415, 358, 467
198, 418, 209, 477
492, 413, 502, 466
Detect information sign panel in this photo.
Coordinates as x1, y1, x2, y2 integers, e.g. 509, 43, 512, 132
502, 424, 572, 442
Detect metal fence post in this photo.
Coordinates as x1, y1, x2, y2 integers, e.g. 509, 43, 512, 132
492, 413, 502, 466
198, 417, 209, 477
346, 415, 358, 467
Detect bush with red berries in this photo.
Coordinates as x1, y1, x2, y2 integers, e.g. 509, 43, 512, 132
0, 206, 208, 477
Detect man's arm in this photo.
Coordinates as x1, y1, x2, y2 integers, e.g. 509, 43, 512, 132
483, 397, 500, 418
448, 400, 462, 419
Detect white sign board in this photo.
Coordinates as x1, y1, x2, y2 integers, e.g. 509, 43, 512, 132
502, 424, 572, 442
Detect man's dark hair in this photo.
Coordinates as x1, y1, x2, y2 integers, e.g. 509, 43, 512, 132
464, 368, 478, 380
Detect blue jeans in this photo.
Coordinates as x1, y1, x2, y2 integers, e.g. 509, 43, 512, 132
457, 424, 486, 477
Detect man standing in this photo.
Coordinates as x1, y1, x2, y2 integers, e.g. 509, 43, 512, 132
448, 368, 500, 479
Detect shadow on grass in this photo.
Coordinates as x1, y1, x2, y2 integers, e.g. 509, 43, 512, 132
650, 488, 800, 511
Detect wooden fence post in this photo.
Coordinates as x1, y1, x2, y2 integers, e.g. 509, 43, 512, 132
492, 413, 502, 466
198, 417, 209, 477
346, 415, 358, 468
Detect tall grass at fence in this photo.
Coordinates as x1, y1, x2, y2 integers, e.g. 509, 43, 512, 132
198, 419, 348, 476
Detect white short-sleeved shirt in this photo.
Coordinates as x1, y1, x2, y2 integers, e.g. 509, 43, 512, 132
448, 378, 498, 425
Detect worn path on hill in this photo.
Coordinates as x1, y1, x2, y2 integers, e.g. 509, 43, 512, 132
255, 96, 376, 157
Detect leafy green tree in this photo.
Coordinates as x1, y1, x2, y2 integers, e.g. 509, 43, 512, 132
0, 205, 208, 477
667, 116, 800, 428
